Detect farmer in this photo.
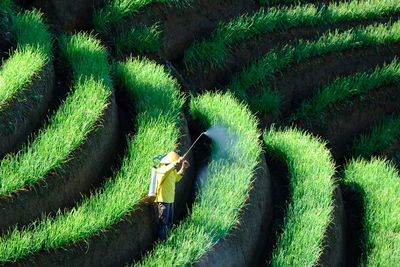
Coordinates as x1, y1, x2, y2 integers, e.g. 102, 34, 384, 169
155, 151, 190, 241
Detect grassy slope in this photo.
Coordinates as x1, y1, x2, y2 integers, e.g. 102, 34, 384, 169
343, 159, 400, 266
136, 92, 261, 266
0, 57, 183, 263
184, 0, 400, 69
228, 21, 400, 115
264, 127, 335, 266
0, 33, 110, 196
289, 59, 400, 123
0, 9, 51, 111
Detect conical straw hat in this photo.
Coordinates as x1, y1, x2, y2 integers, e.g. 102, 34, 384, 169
160, 151, 180, 164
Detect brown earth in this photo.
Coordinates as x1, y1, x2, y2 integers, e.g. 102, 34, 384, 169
294, 85, 400, 162
0, 93, 120, 233
181, 13, 400, 91
8, 114, 195, 267
0, 62, 55, 158
194, 155, 272, 267
107, 0, 259, 60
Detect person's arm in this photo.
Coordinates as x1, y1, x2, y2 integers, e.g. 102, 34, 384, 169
176, 160, 190, 182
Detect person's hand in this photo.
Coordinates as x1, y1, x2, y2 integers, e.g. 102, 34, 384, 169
177, 156, 184, 164
182, 160, 190, 169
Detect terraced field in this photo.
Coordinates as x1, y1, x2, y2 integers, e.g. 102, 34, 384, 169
0, 0, 399, 266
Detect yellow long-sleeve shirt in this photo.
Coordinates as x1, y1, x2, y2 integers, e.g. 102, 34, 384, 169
155, 163, 183, 203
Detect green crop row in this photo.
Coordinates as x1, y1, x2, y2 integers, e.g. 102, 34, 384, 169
289, 58, 400, 123
0, 32, 111, 196
352, 114, 400, 159
114, 23, 162, 55
94, 0, 190, 31
264, 127, 335, 266
183, 0, 400, 69
228, 21, 400, 116
0, 56, 184, 263
136, 92, 261, 266
343, 158, 400, 266
0, 8, 51, 111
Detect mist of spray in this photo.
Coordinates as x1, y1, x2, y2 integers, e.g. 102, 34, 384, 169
196, 125, 237, 189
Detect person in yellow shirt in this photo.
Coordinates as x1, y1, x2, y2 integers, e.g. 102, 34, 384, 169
155, 151, 190, 241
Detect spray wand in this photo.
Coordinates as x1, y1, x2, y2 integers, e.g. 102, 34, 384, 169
182, 132, 205, 159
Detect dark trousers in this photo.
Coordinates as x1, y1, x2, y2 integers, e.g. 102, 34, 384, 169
157, 202, 174, 241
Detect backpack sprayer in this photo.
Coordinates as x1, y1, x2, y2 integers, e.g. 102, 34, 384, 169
148, 132, 206, 196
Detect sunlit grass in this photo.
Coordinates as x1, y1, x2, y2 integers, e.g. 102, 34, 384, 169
343, 158, 400, 266
0, 33, 111, 196
135, 92, 261, 266
264, 127, 335, 266
0, 9, 51, 111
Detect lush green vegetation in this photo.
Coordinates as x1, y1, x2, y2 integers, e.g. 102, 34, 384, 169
136, 92, 261, 266
0, 33, 111, 196
0, 56, 183, 263
183, 0, 400, 69
352, 114, 400, 159
289, 59, 400, 123
94, 0, 190, 31
343, 158, 400, 266
0, 9, 51, 111
228, 21, 400, 115
264, 127, 335, 266
114, 23, 162, 55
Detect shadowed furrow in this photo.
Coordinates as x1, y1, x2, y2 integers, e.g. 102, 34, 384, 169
342, 158, 400, 266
